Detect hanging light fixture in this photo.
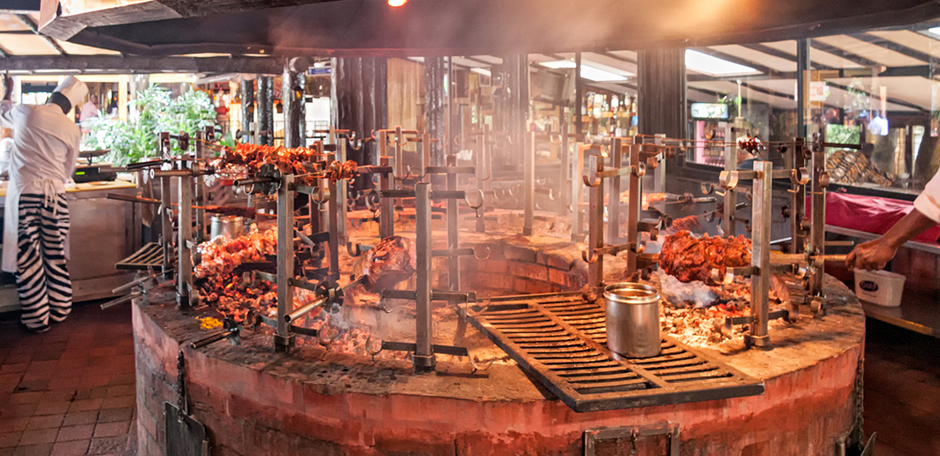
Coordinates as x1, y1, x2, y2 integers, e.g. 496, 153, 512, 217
388, 0, 407, 7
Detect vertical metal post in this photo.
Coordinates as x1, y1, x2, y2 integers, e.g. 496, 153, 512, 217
475, 130, 486, 233
283, 60, 306, 149
790, 137, 806, 254
625, 139, 641, 275
796, 39, 811, 139
723, 134, 738, 237
572, 143, 586, 242
559, 123, 570, 216
337, 139, 348, 241
446, 155, 460, 291
193, 132, 206, 244
421, 132, 431, 184
748, 161, 773, 349
607, 138, 623, 245
809, 144, 827, 304
177, 172, 193, 308
275, 175, 295, 352
523, 131, 535, 236
160, 175, 172, 273
587, 155, 604, 288
326, 154, 340, 284
653, 134, 667, 193
394, 126, 404, 210
379, 156, 394, 239
413, 182, 435, 372
575, 52, 583, 136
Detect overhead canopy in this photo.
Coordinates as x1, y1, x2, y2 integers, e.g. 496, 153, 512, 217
46, 0, 940, 56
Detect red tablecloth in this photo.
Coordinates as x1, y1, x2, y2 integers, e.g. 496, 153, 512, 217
819, 192, 940, 243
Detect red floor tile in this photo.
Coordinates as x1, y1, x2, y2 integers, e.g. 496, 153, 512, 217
61, 412, 97, 428
32, 403, 69, 417
0, 432, 21, 449
66, 399, 102, 414
49, 440, 87, 456
11, 443, 53, 456
91, 422, 128, 439
24, 415, 62, 431
17, 429, 57, 446
54, 425, 93, 443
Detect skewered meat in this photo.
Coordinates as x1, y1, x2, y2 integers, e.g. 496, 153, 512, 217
328, 160, 358, 183
659, 230, 751, 285
360, 236, 415, 291
201, 205, 257, 218
216, 143, 322, 187
669, 215, 703, 233
194, 228, 277, 278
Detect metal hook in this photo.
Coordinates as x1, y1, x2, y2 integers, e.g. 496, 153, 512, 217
311, 186, 331, 206
463, 188, 484, 210
581, 248, 600, 264
472, 245, 491, 260
701, 182, 715, 195
366, 335, 383, 362
365, 193, 380, 211
346, 242, 365, 257
632, 162, 647, 177
582, 173, 601, 187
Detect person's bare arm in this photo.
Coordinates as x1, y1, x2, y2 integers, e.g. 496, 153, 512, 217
0, 73, 16, 128
846, 209, 937, 270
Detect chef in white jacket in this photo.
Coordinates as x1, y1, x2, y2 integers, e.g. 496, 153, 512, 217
847, 167, 940, 270
0, 75, 85, 332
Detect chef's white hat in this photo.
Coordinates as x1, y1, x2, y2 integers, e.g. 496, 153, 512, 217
53, 76, 88, 109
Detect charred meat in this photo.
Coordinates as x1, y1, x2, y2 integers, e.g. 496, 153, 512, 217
659, 230, 751, 285
361, 236, 415, 292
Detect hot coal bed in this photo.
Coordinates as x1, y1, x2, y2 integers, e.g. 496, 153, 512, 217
122, 133, 865, 456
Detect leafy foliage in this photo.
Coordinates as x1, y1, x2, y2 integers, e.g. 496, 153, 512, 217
83, 86, 217, 166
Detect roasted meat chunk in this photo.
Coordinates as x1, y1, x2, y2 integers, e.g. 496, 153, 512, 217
659, 230, 751, 285
361, 236, 416, 291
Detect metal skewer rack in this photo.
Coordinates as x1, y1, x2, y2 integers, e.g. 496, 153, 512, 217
377, 183, 477, 373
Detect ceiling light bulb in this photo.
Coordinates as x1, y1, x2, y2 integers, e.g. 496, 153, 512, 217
388, 0, 407, 7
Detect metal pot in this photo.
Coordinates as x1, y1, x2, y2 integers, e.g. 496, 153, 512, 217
210, 215, 247, 240
604, 282, 661, 358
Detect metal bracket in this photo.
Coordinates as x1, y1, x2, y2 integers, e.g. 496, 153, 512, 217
584, 423, 680, 456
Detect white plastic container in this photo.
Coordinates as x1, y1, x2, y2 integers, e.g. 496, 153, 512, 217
853, 269, 906, 307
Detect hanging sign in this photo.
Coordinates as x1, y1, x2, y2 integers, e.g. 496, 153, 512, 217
809, 81, 827, 102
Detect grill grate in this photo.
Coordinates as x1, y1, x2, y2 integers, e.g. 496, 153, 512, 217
468, 292, 764, 412
116, 242, 165, 270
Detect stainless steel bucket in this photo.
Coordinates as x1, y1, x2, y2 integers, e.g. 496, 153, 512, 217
210, 215, 246, 240
604, 282, 661, 358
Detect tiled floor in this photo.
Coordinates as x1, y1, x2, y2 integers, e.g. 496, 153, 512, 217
2, 301, 938, 456
0, 302, 136, 456
864, 318, 940, 456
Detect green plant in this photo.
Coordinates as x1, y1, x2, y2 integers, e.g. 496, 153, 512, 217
83, 86, 217, 166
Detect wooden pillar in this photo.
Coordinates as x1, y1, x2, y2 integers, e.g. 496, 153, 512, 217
257, 76, 274, 146
283, 59, 306, 149
332, 57, 388, 192
425, 56, 446, 165
240, 79, 255, 143
636, 48, 686, 139
117, 75, 128, 122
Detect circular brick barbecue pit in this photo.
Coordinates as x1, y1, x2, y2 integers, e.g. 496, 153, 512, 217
133, 212, 865, 455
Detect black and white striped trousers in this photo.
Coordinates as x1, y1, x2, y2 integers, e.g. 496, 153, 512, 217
16, 193, 71, 330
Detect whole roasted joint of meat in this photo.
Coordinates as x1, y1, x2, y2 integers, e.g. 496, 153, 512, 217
360, 236, 416, 292
659, 230, 751, 285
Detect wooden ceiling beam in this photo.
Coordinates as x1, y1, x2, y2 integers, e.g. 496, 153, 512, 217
15, 13, 68, 56
809, 40, 880, 68
849, 32, 932, 64
0, 55, 284, 74
692, 47, 783, 77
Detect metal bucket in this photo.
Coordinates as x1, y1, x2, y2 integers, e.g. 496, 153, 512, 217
604, 282, 661, 358
210, 215, 246, 240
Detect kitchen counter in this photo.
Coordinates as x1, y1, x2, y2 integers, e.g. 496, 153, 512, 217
0, 179, 136, 198
0, 180, 141, 312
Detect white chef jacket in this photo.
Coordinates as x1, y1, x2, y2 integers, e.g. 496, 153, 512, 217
0, 101, 80, 272
914, 168, 940, 225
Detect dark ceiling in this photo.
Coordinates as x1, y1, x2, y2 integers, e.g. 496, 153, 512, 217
67, 0, 940, 57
